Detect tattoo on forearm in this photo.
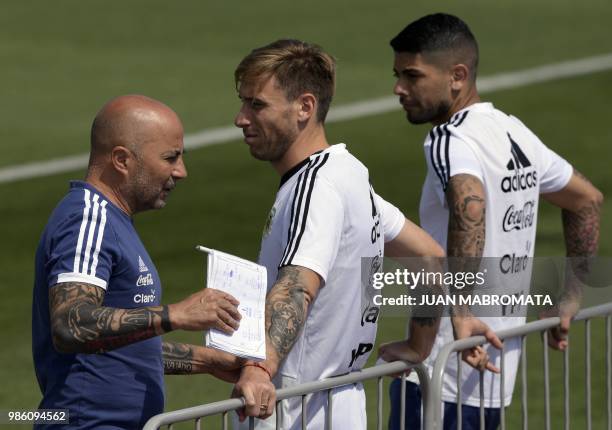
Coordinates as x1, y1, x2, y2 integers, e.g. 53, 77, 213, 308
446, 174, 486, 259
50, 282, 171, 353
562, 170, 601, 258
163, 342, 194, 374
266, 266, 308, 360
563, 204, 600, 254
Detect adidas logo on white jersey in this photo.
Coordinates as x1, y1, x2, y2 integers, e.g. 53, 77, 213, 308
501, 134, 538, 193
138, 256, 149, 273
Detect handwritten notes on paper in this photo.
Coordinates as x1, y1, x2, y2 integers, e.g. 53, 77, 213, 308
197, 246, 267, 361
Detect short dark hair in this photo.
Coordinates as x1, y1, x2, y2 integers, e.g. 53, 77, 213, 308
390, 13, 479, 79
235, 39, 336, 123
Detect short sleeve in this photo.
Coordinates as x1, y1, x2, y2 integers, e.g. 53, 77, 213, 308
537, 142, 573, 194
425, 130, 484, 207
448, 138, 484, 182
47, 199, 116, 290
374, 193, 405, 242
278, 177, 343, 282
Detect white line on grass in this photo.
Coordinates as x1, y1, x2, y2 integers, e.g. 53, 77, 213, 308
2, 52, 612, 184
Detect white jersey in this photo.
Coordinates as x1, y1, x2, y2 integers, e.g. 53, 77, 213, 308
252, 144, 405, 429
416, 102, 573, 407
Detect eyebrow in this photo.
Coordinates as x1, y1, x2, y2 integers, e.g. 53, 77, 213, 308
162, 149, 184, 157
394, 67, 424, 75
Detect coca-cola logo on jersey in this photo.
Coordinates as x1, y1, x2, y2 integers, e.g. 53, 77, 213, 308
502, 200, 535, 232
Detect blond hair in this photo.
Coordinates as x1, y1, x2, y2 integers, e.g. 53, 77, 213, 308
235, 39, 336, 123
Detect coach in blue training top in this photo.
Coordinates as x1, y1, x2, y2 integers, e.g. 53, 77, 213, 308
32, 95, 244, 429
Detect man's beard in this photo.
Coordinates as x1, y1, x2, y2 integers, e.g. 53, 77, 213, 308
406, 100, 451, 125
250, 113, 298, 162
125, 169, 171, 213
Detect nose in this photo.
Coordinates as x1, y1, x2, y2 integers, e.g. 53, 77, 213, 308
173, 156, 188, 180
234, 105, 250, 128
393, 80, 407, 97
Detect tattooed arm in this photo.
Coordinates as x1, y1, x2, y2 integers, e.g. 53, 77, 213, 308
162, 341, 243, 381
541, 168, 603, 349
543, 168, 603, 260
446, 174, 503, 372
49, 282, 241, 354
232, 265, 321, 420
446, 174, 486, 259
379, 218, 445, 363
264, 266, 320, 370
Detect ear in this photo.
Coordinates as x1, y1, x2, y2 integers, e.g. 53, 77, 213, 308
296, 93, 317, 122
111, 146, 134, 176
450, 64, 470, 91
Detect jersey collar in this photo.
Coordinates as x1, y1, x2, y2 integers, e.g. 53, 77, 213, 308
278, 144, 347, 188
69, 180, 132, 221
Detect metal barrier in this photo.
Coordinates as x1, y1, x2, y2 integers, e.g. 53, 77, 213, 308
144, 361, 430, 430
425, 302, 612, 430
145, 302, 612, 430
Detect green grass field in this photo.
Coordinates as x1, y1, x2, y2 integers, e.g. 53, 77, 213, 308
1, 0, 611, 428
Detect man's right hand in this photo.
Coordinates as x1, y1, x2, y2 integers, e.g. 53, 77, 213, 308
169, 288, 241, 333
232, 364, 276, 421
451, 315, 503, 373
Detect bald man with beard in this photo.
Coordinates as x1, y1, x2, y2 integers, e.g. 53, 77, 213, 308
32, 95, 244, 429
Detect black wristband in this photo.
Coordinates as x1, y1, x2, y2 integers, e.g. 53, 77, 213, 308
161, 305, 173, 332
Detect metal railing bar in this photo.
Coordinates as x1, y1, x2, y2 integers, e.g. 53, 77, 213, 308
457, 352, 462, 430
479, 370, 484, 430
144, 361, 423, 429
400, 373, 406, 430
425, 303, 612, 429
521, 335, 528, 430
145, 303, 612, 430
564, 336, 570, 430
415, 365, 430, 430
500, 342, 506, 430
607, 316, 611, 430
586, 319, 592, 430
377, 377, 383, 430
327, 389, 333, 430
542, 330, 550, 430
301, 395, 307, 429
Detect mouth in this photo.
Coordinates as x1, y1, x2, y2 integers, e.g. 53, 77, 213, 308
399, 98, 416, 111
163, 181, 175, 193
243, 133, 259, 145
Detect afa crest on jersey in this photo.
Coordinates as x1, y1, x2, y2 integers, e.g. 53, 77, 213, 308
262, 206, 276, 238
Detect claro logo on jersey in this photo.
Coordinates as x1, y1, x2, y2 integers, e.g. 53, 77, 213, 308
134, 288, 157, 304
500, 253, 529, 274
501, 134, 538, 193
502, 200, 535, 232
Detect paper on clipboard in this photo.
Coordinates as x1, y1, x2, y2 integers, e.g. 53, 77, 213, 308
197, 245, 267, 361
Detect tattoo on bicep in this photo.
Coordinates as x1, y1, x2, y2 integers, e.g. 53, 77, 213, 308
163, 342, 194, 374
266, 266, 308, 359
446, 174, 486, 258
50, 282, 170, 353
